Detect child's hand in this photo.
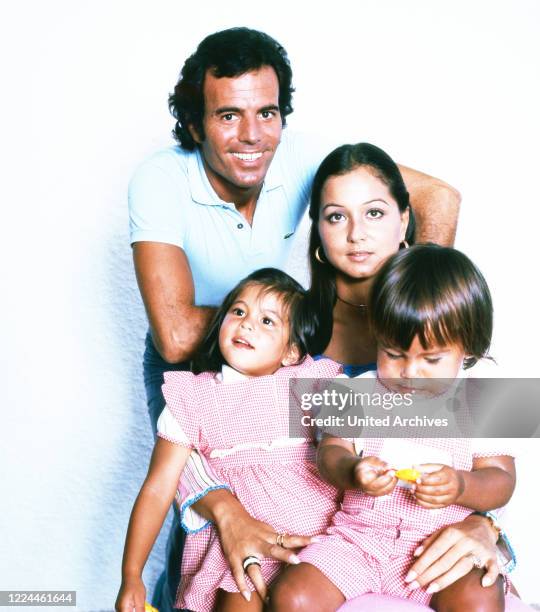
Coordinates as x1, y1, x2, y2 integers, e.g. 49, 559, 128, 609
413, 464, 464, 509
354, 456, 397, 496
115, 576, 146, 612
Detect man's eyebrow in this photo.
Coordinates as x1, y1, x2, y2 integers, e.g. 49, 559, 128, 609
213, 104, 280, 115
259, 104, 280, 113
214, 106, 242, 115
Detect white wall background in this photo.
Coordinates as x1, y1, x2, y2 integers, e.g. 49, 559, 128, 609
1, 1, 539, 610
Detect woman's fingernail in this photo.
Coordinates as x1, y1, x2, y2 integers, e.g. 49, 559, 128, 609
426, 583, 440, 594
290, 554, 301, 564
413, 546, 424, 557
407, 580, 420, 590
242, 590, 251, 602
482, 576, 494, 587
310, 536, 322, 543
405, 570, 417, 583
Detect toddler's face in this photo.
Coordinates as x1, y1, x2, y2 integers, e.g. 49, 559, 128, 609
219, 284, 298, 377
377, 335, 467, 395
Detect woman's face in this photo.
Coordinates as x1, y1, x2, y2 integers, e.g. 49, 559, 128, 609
317, 166, 409, 280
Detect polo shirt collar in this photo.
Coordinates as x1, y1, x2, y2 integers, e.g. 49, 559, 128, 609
188, 146, 283, 206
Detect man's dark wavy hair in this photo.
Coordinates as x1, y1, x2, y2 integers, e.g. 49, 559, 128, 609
169, 27, 294, 151
192, 268, 314, 374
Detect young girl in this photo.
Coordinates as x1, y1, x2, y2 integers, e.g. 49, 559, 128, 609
115, 268, 342, 612
271, 244, 516, 612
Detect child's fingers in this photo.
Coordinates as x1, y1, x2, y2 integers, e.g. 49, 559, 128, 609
373, 481, 397, 497
415, 483, 450, 497
415, 463, 444, 474
366, 457, 389, 470
414, 491, 450, 509
372, 472, 395, 488
367, 473, 397, 496
414, 463, 446, 484
359, 469, 378, 487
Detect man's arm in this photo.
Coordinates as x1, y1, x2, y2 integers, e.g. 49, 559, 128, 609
133, 241, 216, 363
398, 165, 461, 246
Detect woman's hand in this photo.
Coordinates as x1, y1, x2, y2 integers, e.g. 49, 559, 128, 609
115, 575, 146, 612
404, 514, 500, 595
212, 495, 316, 603
354, 456, 397, 496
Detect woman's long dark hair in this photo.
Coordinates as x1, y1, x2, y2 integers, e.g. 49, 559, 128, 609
307, 142, 416, 354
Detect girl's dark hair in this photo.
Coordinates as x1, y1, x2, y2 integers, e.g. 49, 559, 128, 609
193, 268, 314, 373
307, 142, 416, 354
169, 27, 294, 150
369, 243, 493, 369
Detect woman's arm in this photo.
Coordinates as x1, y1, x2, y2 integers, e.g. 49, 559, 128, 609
116, 438, 191, 612
398, 164, 461, 246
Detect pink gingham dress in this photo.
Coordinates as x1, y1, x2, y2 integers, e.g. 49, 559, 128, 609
298, 377, 515, 606
158, 356, 342, 612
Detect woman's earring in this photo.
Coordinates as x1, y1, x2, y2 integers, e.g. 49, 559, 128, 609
315, 246, 327, 264
400, 240, 410, 250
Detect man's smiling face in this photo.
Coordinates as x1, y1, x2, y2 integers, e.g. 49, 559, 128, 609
189, 65, 282, 203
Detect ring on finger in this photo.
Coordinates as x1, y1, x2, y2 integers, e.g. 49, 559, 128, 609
276, 532, 287, 547
467, 553, 484, 569
242, 555, 261, 572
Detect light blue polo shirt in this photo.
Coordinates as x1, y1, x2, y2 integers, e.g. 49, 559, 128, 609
129, 130, 329, 306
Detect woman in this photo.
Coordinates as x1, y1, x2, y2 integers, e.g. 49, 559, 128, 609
176, 144, 521, 611
270, 143, 520, 610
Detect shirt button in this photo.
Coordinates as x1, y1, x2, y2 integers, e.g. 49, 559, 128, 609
237, 223, 244, 229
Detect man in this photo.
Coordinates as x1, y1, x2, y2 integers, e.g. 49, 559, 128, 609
128, 27, 460, 610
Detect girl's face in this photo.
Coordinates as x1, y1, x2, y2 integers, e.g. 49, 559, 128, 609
377, 335, 467, 394
317, 167, 409, 281
218, 284, 299, 376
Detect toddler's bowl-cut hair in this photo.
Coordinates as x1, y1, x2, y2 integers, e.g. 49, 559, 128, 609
193, 268, 313, 373
369, 244, 493, 369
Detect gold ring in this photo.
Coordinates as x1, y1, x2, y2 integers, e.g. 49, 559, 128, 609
276, 532, 287, 547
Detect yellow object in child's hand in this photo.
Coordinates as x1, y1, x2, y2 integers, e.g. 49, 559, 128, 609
395, 468, 421, 482
145, 603, 159, 612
